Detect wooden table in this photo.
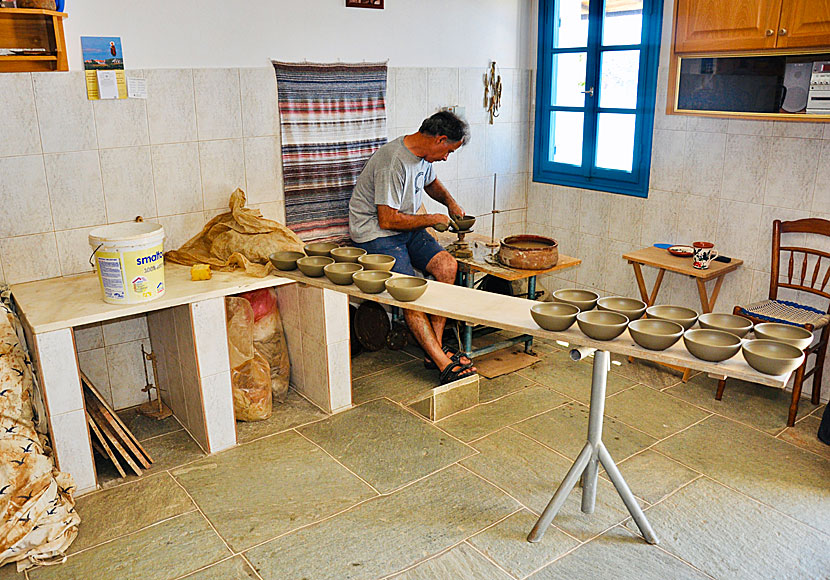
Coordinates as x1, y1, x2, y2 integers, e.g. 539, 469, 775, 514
434, 231, 581, 356
623, 246, 743, 314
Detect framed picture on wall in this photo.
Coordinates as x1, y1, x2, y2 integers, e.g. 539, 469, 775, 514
346, 0, 384, 8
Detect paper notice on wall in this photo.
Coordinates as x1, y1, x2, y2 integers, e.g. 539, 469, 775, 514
96, 70, 119, 99
81, 36, 128, 100
127, 76, 147, 99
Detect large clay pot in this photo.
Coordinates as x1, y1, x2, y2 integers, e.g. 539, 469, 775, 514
497, 234, 558, 270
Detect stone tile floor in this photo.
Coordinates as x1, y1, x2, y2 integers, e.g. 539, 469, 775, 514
5, 338, 829, 579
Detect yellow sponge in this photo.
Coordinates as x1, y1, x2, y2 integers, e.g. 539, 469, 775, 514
191, 263, 212, 281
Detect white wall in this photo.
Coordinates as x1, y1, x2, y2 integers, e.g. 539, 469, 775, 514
63, 0, 531, 70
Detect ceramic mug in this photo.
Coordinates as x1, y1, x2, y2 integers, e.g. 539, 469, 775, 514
692, 241, 718, 269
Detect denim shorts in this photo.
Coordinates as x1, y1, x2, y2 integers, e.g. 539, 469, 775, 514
354, 229, 445, 276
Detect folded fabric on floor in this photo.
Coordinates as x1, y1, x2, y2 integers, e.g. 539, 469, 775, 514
273, 60, 388, 243
0, 288, 80, 571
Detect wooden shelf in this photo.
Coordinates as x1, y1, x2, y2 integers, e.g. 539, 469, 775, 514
0, 8, 67, 73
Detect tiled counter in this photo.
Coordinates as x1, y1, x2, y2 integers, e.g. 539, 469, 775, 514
11, 264, 350, 494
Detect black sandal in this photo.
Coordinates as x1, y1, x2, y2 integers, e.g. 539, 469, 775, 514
424, 346, 470, 370
439, 360, 476, 385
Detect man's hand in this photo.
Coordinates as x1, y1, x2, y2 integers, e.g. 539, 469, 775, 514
448, 202, 465, 219
431, 214, 451, 228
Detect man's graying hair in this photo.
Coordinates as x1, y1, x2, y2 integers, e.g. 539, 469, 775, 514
419, 111, 469, 144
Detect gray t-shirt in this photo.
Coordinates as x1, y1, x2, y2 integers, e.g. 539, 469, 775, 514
349, 136, 436, 243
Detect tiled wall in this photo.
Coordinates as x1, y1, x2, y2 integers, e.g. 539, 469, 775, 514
525, 0, 830, 402
2, 65, 531, 410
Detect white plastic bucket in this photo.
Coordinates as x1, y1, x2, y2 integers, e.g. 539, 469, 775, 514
89, 222, 165, 305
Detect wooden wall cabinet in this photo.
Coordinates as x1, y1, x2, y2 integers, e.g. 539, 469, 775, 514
0, 8, 67, 73
674, 0, 830, 53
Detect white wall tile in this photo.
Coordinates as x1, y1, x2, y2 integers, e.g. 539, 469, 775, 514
199, 139, 245, 211
157, 212, 205, 252
578, 189, 611, 237
720, 134, 769, 205
145, 69, 197, 144
673, 194, 718, 244
50, 409, 96, 493
202, 370, 236, 452
103, 315, 149, 346
192, 298, 230, 378
327, 340, 352, 412
764, 138, 820, 211
456, 123, 487, 179
715, 200, 763, 267
32, 72, 97, 154
323, 289, 349, 344
55, 226, 97, 277
36, 328, 83, 415
485, 122, 512, 175
194, 68, 243, 140
152, 142, 203, 216
0, 155, 53, 237
244, 136, 282, 205
0, 233, 60, 284
241, 66, 280, 138
44, 151, 106, 229
608, 194, 644, 245
772, 121, 824, 139
681, 131, 725, 198
811, 140, 830, 215
649, 129, 684, 192
250, 202, 285, 225
93, 97, 150, 149
297, 284, 325, 340
728, 119, 774, 136
395, 68, 428, 129
385, 68, 397, 136
0, 74, 41, 156
100, 146, 157, 222
458, 68, 489, 126
300, 333, 330, 412
77, 347, 113, 407
427, 68, 459, 114
74, 323, 104, 352
274, 282, 299, 329
105, 338, 153, 410
283, 321, 304, 390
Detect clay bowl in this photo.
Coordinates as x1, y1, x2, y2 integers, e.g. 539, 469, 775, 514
597, 296, 647, 321
296, 256, 334, 277
530, 302, 579, 331
331, 247, 367, 263
576, 310, 629, 341
628, 318, 684, 351
323, 262, 362, 285
269, 250, 305, 271
358, 253, 396, 272
646, 305, 699, 330
753, 323, 813, 351
353, 270, 393, 294
304, 242, 339, 257
682, 329, 741, 362
552, 289, 599, 311
742, 339, 805, 376
452, 215, 476, 230
385, 276, 428, 302
698, 313, 753, 338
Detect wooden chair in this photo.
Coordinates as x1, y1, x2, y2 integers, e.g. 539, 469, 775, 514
718, 218, 830, 426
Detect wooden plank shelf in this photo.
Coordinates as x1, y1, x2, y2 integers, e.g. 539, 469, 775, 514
0, 8, 67, 72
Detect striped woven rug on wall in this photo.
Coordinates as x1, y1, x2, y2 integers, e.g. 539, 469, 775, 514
272, 61, 388, 243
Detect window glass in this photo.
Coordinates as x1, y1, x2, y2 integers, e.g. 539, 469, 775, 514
596, 113, 635, 172
549, 111, 584, 166
599, 50, 640, 109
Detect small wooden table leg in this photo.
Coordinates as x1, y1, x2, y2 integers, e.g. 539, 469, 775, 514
631, 262, 650, 304
695, 275, 725, 314
649, 269, 666, 306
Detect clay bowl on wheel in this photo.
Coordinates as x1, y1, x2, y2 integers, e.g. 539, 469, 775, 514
552, 289, 599, 311
297, 256, 334, 277
742, 339, 805, 376
358, 253, 396, 272
353, 270, 393, 294
331, 247, 367, 263
682, 329, 741, 362
698, 313, 753, 338
576, 310, 629, 341
304, 242, 339, 257
646, 305, 699, 330
452, 215, 476, 230
597, 296, 647, 321
269, 250, 305, 271
323, 262, 363, 285
385, 276, 428, 302
628, 318, 684, 351
530, 302, 579, 331
752, 323, 813, 351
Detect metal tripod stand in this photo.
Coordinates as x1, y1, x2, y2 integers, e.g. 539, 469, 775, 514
528, 349, 659, 544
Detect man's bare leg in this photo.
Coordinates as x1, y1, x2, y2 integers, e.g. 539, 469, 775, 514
423, 251, 475, 366
404, 309, 453, 371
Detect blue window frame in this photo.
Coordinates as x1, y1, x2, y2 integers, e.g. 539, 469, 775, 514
533, 0, 663, 197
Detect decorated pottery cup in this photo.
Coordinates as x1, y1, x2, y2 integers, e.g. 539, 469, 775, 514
692, 241, 718, 270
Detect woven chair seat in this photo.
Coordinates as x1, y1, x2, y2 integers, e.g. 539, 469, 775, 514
737, 299, 830, 329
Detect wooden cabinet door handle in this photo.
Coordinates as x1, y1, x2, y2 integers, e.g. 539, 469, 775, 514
779, 28, 788, 36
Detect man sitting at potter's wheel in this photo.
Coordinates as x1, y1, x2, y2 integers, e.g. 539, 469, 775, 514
349, 111, 477, 384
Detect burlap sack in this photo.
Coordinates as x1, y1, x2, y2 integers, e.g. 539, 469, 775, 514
165, 188, 303, 277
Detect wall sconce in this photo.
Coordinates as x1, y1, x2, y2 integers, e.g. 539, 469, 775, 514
484, 61, 502, 124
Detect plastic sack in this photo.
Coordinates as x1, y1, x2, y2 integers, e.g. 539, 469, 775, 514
225, 297, 272, 421
166, 188, 304, 277
239, 288, 290, 403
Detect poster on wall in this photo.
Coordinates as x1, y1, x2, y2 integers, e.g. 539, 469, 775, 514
81, 36, 128, 100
